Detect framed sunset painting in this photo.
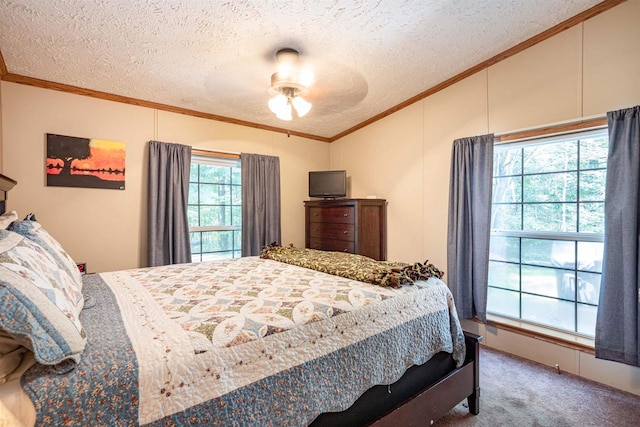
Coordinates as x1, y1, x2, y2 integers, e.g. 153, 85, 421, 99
46, 133, 125, 190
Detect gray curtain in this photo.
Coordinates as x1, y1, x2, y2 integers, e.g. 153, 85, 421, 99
241, 153, 281, 256
447, 134, 494, 323
147, 141, 192, 266
595, 105, 640, 367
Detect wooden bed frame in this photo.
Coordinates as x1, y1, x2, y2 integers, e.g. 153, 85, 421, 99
312, 331, 482, 426
373, 332, 482, 425
0, 173, 18, 215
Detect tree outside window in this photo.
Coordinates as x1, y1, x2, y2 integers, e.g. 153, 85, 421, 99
188, 156, 241, 261
487, 129, 608, 337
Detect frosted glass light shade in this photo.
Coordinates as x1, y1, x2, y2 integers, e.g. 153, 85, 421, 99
276, 103, 292, 121
268, 94, 288, 114
292, 96, 312, 117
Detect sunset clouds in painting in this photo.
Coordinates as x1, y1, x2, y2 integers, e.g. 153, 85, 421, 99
46, 133, 126, 190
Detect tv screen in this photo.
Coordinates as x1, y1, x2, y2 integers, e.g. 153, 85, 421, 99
309, 170, 347, 198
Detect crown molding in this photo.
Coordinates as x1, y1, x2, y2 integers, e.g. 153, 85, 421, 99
0, 72, 331, 143
0, 0, 625, 144
0, 48, 7, 77
327, 0, 625, 142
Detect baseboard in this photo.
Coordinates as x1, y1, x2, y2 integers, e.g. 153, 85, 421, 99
460, 318, 640, 397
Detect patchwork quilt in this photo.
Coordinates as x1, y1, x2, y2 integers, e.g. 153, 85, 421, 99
22, 257, 465, 426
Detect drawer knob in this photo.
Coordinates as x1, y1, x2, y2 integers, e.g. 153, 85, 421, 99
313, 228, 319, 232
343, 231, 348, 234
343, 213, 348, 217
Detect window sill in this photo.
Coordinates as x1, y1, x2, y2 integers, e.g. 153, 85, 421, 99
482, 314, 595, 354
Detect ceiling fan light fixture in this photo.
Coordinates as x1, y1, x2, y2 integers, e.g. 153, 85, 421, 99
275, 102, 293, 121
268, 48, 312, 120
275, 47, 300, 65
292, 95, 311, 117
268, 94, 288, 114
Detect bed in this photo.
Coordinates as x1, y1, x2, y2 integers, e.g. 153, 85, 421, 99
0, 178, 480, 426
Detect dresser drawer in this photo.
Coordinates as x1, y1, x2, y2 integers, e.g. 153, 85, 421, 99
309, 238, 355, 253
308, 223, 354, 241
308, 206, 355, 224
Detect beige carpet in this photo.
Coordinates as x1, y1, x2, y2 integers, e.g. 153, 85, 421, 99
437, 346, 640, 427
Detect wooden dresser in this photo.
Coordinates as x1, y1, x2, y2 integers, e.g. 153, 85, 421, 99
304, 198, 387, 261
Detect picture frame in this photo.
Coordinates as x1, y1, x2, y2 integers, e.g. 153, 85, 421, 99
46, 133, 125, 190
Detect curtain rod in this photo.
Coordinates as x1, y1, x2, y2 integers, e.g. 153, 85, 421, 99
192, 147, 240, 159
494, 116, 607, 144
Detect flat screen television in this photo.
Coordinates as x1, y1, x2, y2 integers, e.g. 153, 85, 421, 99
308, 170, 347, 199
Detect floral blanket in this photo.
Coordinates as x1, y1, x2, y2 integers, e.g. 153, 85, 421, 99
260, 244, 444, 288
22, 257, 464, 426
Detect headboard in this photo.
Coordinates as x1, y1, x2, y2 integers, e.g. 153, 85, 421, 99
0, 173, 18, 215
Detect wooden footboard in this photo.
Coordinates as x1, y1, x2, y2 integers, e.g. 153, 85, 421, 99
371, 331, 482, 426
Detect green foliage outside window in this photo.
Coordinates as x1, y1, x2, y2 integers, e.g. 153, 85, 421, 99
188, 160, 242, 261
488, 130, 608, 337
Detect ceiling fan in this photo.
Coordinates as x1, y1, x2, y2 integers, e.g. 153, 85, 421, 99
267, 48, 313, 121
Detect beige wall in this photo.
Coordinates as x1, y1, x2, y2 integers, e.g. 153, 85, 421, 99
0, 83, 329, 273
330, 0, 640, 395
0, 81, 3, 169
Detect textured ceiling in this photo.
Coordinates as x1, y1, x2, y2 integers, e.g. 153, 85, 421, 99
0, 0, 604, 140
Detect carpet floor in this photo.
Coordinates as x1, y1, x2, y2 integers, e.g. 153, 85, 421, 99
436, 346, 640, 427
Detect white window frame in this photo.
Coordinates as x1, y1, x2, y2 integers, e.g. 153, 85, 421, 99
487, 127, 608, 338
188, 154, 241, 261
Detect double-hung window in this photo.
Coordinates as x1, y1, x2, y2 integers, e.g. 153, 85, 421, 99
487, 128, 608, 337
188, 154, 241, 261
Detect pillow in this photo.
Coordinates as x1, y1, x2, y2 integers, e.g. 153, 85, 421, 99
0, 211, 17, 229
0, 229, 86, 365
8, 220, 83, 289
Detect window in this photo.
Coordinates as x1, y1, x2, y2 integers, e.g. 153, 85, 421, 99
188, 154, 241, 261
487, 128, 608, 337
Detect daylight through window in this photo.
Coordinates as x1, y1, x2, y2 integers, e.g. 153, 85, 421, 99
188, 154, 241, 261
487, 128, 608, 337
